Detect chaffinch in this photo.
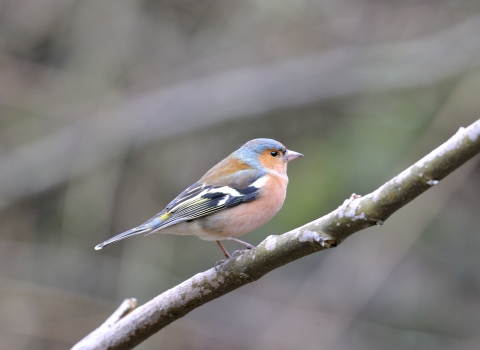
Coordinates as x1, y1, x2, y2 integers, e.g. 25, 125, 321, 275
95, 138, 303, 259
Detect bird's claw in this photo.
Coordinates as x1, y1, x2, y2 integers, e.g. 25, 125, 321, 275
214, 244, 256, 269
214, 258, 228, 270
231, 249, 249, 258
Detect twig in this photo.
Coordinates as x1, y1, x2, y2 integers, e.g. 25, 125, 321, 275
72, 299, 137, 350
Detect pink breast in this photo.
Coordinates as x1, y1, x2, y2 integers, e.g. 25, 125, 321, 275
199, 174, 288, 238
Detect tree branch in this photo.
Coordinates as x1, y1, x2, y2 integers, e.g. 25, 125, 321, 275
73, 119, 480, 350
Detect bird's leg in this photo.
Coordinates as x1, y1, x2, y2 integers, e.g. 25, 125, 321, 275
214, 241, 231, 269
230, 238, 255, 250
216, 241, 231, 259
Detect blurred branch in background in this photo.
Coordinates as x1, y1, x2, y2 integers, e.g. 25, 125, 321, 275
73, 120, 480, 350
1, 16, 480, 206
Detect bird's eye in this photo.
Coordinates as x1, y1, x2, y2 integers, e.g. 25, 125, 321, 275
270, 151, 278, 157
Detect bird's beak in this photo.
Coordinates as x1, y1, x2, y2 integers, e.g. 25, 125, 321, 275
284, 149, 303, 162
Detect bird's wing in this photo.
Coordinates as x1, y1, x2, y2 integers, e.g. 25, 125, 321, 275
143, 169, 266, 232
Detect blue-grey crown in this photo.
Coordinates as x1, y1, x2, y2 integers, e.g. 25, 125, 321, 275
242, 138, 285, 152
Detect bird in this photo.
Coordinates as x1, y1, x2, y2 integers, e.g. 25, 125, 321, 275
95, 138, 303, 260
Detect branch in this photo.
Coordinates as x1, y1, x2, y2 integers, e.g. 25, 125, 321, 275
73, 119, 480, 350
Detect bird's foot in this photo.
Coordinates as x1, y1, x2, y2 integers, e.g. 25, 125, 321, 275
231, 249, 249, 258
214, 258, 228, 270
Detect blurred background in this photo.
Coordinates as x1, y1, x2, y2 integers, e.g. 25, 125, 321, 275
0, 0, 480, 349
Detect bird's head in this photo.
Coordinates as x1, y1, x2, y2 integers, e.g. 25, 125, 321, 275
235, 138, 303, 174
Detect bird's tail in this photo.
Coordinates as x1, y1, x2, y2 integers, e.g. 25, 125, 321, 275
95, 225, 152, 250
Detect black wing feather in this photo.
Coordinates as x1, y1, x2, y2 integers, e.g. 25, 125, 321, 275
143, 170, 265, 232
